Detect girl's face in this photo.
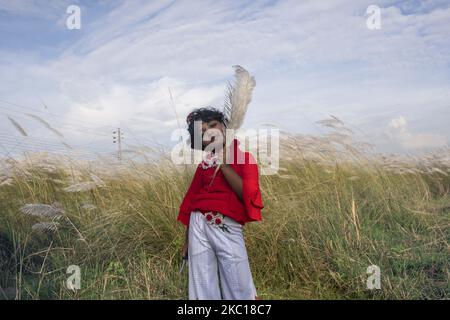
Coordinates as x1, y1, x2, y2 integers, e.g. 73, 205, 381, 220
202, 120, 225, 149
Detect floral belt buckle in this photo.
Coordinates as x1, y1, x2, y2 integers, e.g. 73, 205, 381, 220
203, 211, 230, 233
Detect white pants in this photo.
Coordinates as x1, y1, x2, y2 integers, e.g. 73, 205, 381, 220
188, 210, 257, 300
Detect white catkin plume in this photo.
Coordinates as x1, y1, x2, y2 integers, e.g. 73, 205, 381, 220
20, 203, 65, 218
26, 113, 64, 138
0, 178, 13, 187
61, 141, 73, 149
223, 65, 256, 130
431, 167, 448, 176
278, 174, 296, 180
50, 179, 66, 185
329, 115, 344, 125
90, 173, 106, 187
326, 132, 353, 144
7, 116, 28, 137
316, 117, 343, 129
81, 203, 97, 210
32, 222, 60, 232
63, 181, 97, 192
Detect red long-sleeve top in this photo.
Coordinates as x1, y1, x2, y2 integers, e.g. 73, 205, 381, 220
177, 139, 264, 226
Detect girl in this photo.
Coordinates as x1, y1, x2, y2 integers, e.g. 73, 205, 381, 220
177, 107, 264, 300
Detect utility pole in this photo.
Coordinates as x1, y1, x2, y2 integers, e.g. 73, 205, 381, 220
113, 128, 123, 161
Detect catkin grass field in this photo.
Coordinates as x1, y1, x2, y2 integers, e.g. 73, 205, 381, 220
0, 120, 449, 300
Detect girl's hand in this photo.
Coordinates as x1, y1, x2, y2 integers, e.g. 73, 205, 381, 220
218, 139, 228, 165
181, 227, 189, 259
181, 240, 188, 259
180, 240, 188, 273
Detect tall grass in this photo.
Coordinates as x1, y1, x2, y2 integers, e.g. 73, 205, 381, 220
0, 118, 449, 299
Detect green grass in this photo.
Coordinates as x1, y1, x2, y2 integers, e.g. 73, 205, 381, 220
0, 153, 449, 300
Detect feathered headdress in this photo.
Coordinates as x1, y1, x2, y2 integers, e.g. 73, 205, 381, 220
223, 65, 256, 131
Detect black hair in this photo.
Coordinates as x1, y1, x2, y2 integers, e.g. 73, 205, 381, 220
186, 107, 228, 150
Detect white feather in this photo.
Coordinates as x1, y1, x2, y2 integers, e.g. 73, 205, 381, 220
223, 65, 256, 130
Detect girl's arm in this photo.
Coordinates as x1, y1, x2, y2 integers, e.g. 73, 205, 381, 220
220, 164, 243, 200
217, 141, 243, 199
177, 164, 203, 226
220, 151, 264, 221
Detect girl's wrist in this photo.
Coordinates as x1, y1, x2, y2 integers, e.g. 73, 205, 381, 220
220, 163, 229, 170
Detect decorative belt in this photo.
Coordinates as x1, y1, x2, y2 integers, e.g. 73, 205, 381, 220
199, 211, 230, 233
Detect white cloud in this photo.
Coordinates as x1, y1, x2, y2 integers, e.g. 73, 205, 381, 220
0, 0, 449, 155
388, 116, 448, 149
0, 0, 73, 20
389, 116, 407, 133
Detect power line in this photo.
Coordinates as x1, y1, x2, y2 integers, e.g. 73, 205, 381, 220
0, 137, 83, 150
0, 99, 118, 130
0, 138, 71, 152
0, 103, 109, 131
0, 144, 67, 159
0, 98, 179, 145
0, 105, 113, 138
119, 121, 165, 148
0, 100, 175, 147
119, 123, 150, 147
0, 108, 111, 137
0, 140, 91, 154
0, 141, 115, 159
0, 133, 104, 151
0, 134, 113, 155
1, 131, 117, 151
0, 100, 168, 159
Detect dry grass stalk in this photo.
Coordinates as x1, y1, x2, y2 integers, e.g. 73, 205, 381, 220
351, 198, 361, 243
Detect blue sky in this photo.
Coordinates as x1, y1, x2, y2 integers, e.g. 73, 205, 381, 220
0, 0, 449, 158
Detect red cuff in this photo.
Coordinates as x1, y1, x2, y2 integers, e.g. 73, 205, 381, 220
250, 189, 264, 209
177, 212, 190, 226
177, 200, 192, 226
244, 188, 264, 222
